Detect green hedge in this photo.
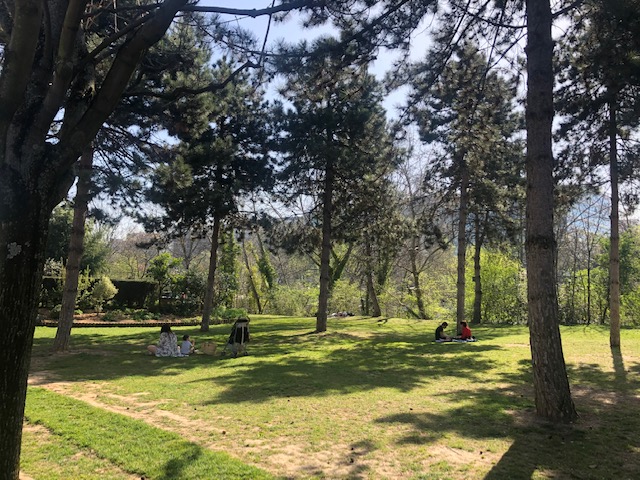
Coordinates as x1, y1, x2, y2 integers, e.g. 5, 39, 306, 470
110, 279, 156, 308
40, 277, 156, 309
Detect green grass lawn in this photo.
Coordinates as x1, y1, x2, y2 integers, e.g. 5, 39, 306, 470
23, 316, 640, 479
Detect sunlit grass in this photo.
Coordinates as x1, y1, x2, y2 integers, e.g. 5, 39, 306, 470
23, 316, 640, 479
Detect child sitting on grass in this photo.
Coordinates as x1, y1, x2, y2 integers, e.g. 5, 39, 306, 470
180, 334, 195, 355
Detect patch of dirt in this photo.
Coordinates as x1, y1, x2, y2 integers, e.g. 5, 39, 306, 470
26, 362, 512, 479
25, 370, 433, 479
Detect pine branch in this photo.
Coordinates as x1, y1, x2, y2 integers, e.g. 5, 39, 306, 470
124, 60, 258, 99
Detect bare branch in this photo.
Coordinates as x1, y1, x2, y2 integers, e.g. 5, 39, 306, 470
58, 0, 190, 161
552, 0, 585, 19
81, 12, 155, 68
449, 0, 525, 29
182, 0, 323, 17
0, 0, 44, 144
35, 1, 88, 143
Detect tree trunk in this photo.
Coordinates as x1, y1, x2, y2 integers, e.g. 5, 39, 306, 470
316, 157, 334, 333
242, 238, 263, 314
329, 244, 353, 291
52, 147, 93, 352
608, 96, 621, 348
200, 217, 221, 332
365, 240, 382, 317
586, 251, 592, 325
0, 196, 52, 478
410, 235, 428, 319
456, 162, 469, 333
525, 0, 577, 422
472, 215, 483, 325
1, 2, 190, 476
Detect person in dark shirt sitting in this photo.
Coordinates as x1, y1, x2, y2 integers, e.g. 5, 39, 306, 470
435, 322, 452, 341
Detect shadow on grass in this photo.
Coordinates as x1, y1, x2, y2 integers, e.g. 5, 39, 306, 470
31, 320, 509, 403
29, 319, 640, 478
372, 349, 640, 480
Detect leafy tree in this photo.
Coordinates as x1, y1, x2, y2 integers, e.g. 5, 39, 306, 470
556, 0, 640, 346
598, 226, 640, 323
146, 252, 182, 307
276, 39, 397, 331
1, 0, 592, 470
0, 0, 331, 472
407, 40, 524, 329
143, 62, 273, 330
468, 249, 526, 324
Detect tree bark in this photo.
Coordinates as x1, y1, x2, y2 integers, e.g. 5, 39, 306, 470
472, 214, 484, 325
316, 157, 334, 333
0, 2, 191, 477
200, 217, 221, 332
456, 162, 469, 333
0, 190, 51, 478
365, 240, 382, 317
52, 147, 94, 352
608, 96, 621, 348
409, 235, 428, 319
525, 0, 577, 422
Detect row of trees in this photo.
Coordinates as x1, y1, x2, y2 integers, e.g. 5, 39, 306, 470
45, 175, 640, 328
2, 0, 640, 476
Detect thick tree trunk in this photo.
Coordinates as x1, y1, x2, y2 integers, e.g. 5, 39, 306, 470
0, 197, 52, 478
525, 0, 577, 422
316, 158, 334, 333
200, 217, 221, 332
608, 96, 621, 348
1, 3, 190, 477
53, 147, 93, 352
456, 163, 469, 333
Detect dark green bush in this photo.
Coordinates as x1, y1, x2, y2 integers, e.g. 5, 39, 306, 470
110, 279, 156, 308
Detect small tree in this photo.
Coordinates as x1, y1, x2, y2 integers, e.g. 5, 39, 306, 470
146, 252, 182, 306
90, 277, 118, 315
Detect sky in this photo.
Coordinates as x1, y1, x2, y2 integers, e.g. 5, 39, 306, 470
194, 0, 427, 116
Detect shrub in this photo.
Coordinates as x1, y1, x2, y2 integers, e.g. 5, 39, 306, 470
90, 277, 118, 314
50, 304, 62, 320
269, 285, 318, 317
111, 280, 156, 309
40, 277, 64, 308
212, 307, 248, 322
328, 280, 361, 315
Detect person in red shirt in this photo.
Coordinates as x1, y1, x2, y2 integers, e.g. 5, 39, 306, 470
457, 321, 473, 340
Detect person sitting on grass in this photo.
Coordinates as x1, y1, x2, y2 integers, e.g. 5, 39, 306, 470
180, 334, 195, 355
147, 324, 183, 357
435, 322, 452, 342
456, 321, 474, 341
